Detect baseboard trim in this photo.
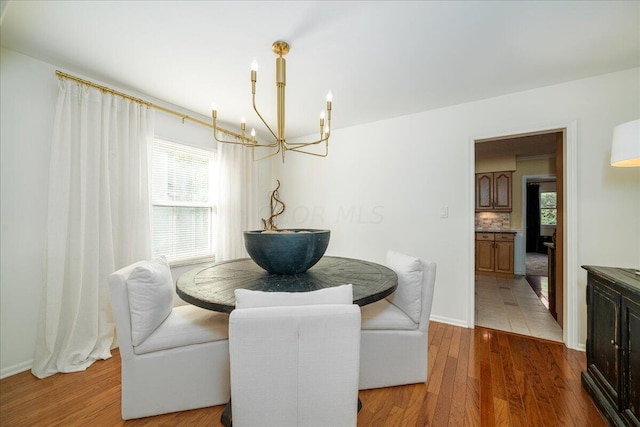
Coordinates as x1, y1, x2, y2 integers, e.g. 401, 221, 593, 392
1, 359, 33, 380
430, 315, 471, 329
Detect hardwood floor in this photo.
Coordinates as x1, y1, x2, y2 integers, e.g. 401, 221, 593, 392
0, 322, 604, 426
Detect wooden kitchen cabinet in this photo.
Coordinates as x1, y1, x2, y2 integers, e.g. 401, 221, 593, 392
475, 233, 495, 273
582, 266, 640, 426
475, 171, 512, 212
494, 233, 515, 275
475, 232, 514, 278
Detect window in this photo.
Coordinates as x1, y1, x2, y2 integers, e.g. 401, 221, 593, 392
151, 139, 216, 262
540, 191, 557, 226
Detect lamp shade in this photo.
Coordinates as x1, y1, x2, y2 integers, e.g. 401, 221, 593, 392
610, 119, 640, 167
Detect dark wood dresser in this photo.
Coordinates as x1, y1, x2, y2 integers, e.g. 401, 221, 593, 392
582, 265, 640, 426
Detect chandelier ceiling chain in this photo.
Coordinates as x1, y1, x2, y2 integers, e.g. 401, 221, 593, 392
211, 40, 332, 162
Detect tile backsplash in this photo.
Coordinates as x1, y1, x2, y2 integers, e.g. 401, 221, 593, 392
475, 212, 511, 230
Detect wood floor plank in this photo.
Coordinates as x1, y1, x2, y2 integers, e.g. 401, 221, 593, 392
497, 333, 527, 427
448, 327, 471, 427
476, 329, 496, 426
382, 405, 406, 427
468, 327, 482, 381
399, 384, 426, 426
0, 323, 607, 427
480, 361, 495, 426
431, 355, 457, 426
490, 343, 508, 401
449, 324, 463, 357
516, 337, 549, 427
464, 376, 481, 427
426, 322, 453, 395
528, 338, 574, 426
521, 340, 557, 426
430, 321, 446, 350
492, 397, 510, 426
415, 391, 438, 427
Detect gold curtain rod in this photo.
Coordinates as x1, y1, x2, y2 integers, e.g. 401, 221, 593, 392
55, 70, 213, 129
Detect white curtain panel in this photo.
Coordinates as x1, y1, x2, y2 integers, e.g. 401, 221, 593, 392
215, 138, 259, 261
32, 79, 153, 378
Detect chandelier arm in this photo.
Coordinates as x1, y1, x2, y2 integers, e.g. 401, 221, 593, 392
212, 115, 252, 144
286, 139, 328, 156
252, 93, 279, 141
285, 146, 328, 157
213, 119, 279, 148
252, 145, 282, 162
286, 115, 330, 148
285, 135, 329, 148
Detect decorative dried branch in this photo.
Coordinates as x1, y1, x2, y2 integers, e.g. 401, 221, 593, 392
262, 180, 286, 231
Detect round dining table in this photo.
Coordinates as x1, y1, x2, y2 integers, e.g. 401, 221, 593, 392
176, 256, 398, 313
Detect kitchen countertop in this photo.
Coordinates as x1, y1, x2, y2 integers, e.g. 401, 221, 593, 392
475, 229, 521, 233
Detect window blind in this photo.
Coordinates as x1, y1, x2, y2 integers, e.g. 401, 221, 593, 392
151, 139, 216, 261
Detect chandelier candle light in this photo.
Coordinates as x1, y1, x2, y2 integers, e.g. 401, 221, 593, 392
211, 41, 332, 162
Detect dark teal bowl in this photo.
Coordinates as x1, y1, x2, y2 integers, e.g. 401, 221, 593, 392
244, 229, 330, 275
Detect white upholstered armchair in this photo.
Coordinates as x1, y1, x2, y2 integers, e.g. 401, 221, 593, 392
359, 250, 437, 390
108, 257, 231, 420
225, 285, 361, 427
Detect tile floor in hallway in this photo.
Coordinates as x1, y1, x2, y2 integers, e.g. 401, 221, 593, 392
475, 274, 563, 342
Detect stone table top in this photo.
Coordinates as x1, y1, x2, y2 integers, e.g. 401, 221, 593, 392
176, 256, 398, 313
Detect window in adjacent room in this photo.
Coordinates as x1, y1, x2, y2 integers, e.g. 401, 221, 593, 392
151, 139, 216, 263
540, 190, 557, 226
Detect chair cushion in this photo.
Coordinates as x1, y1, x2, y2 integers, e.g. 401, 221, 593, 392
133, 305, 229, 354
360, 298, 418, 330
385, 250, 424, 323
126, 257, 174, 346
234, 284, 353, 309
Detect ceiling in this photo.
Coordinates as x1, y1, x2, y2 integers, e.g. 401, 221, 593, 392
1, 1, 638, 141
476, 133, 559, 160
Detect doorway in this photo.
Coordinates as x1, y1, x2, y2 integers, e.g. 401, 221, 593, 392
473, 130, 566, 342
523, 176, 556, 313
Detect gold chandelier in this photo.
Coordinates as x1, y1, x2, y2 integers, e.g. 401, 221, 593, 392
211, 41, 332, 162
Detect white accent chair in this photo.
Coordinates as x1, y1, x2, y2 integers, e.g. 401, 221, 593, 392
359, 250, 437, 390
226, 285, 361, 427
108, 258, 231, 420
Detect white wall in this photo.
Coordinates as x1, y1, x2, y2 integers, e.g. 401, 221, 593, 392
1, 48, 56, 378
0, 47, 271, 378
275, 68, 640, 344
